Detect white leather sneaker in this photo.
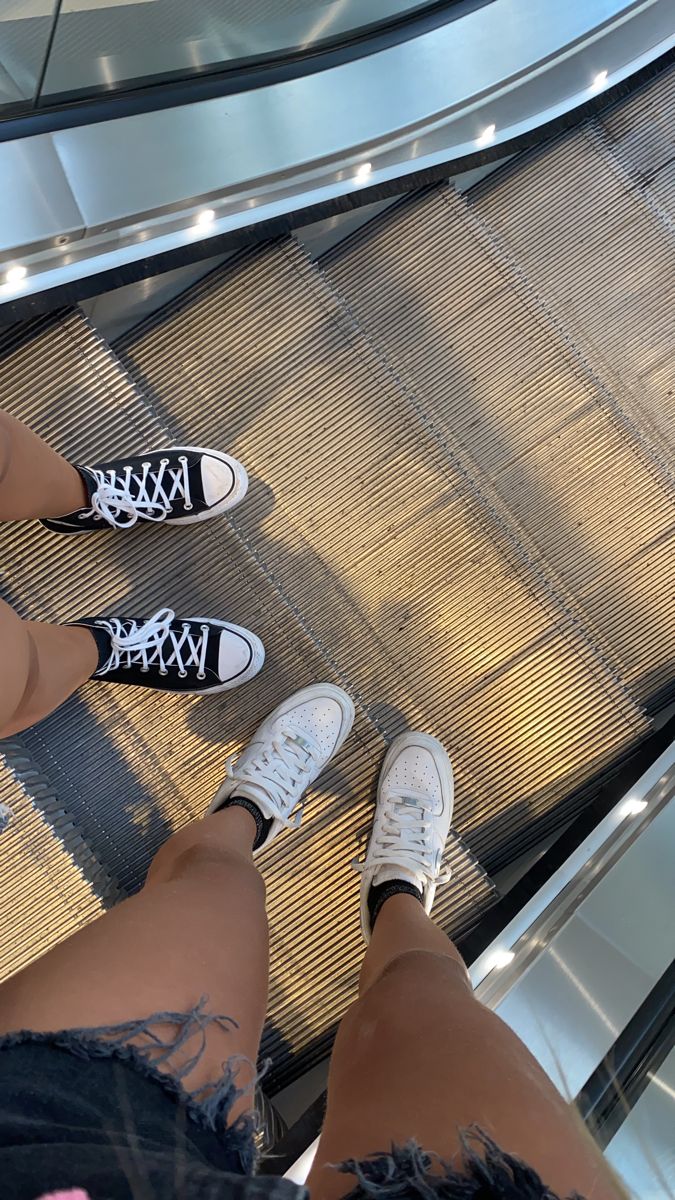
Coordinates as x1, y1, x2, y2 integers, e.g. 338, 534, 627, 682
355, 731, 454, 941
209, 683, 355, 850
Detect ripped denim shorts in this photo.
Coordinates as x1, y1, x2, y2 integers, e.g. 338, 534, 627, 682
0, 1004, 587, 1200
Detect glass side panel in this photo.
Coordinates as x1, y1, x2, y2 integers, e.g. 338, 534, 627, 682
495, 797, 675, 1099
0, 0, 58, 108
605, 1046, 675, 1199
39, 0, 440, 99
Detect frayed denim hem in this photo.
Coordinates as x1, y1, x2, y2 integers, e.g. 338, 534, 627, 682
337, 1128, 586, 1200
0, 997, 259, 1174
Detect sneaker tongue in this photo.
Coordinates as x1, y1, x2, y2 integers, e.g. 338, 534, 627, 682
77, 465, 98, 505
226, 780, 276, 819
372, 864, 422, 890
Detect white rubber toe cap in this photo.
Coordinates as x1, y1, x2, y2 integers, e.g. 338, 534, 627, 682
166, 445, 249, 523
201, 453, 242, 508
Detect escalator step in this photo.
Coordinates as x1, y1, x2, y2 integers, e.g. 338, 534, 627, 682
119, 214, 660, 880
0, 752, 108, 981
1, 62, 672, 1093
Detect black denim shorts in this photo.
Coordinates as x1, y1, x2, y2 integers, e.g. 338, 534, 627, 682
0, 1007, 587, 1200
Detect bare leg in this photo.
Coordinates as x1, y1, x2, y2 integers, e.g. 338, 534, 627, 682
0, 410, 87, 521
0, 411, 98, 734
0, 683, 352, 1125
0, 597, 98, 737
308, 895, 623, 1200
0, 806, 268, 1110
0, 677, 353, 1116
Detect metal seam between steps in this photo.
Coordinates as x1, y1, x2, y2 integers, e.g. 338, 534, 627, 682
112, 250, 498, 895
590, 117, 675, 241
115, 237, 652, 886
0, 750, 107, 982
8, 717, 130, 902
112, 292, 499, 929
441, 187, 667, 710
308, 78, 672, 853
0, 308, 496, 1080
82, 311, 391, 777
443, 184, 671, 709
94, 311, 356, 688
321, 182, 667, 729
586, 115, 675, 242
41, 65, 670, 1081
0, 735, 121, 905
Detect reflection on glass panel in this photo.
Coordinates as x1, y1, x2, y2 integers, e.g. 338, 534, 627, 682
40, 0, 437, 98
605, 1047, 675, 1200
494, 799, 675, 1100
0, 0, 58, 106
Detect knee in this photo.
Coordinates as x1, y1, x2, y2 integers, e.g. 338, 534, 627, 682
361, 948, 472, 1013
339, 950, 474, 1070
381, 947, 470, 987
355, 945, 470, 1032
147, 827, 266, 899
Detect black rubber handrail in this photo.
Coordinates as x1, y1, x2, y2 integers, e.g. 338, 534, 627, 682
0, 0, 493, 141
2, 45, 672, 326
577, 960, 675, 1149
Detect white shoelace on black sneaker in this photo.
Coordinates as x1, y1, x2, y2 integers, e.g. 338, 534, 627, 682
97, 608, 210, 679
354, 787, 450, 886
85, 457, 192, 528
225, 730, 319, 829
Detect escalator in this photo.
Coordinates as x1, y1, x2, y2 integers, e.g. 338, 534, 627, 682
0, 59, 674, 1095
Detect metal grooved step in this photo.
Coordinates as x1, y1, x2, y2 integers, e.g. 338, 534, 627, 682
0, 308, 494, 1091
0, 749, 108, 980
118, 66, 675, 883
322, 70, 675, 741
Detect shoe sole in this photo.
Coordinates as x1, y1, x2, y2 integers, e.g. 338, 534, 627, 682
165, 445, 249, 523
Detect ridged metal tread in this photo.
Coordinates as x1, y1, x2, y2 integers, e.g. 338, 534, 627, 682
320, 72, 675, 835
1, 61, 672, 1093
0, 744, 111, 981
118, 182, 663, 882
0, 308, 494, 1091
118, 63, 674, 879
322, 79, 675, 735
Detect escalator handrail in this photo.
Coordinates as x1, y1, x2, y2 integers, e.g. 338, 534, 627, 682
0, 0, 494, 140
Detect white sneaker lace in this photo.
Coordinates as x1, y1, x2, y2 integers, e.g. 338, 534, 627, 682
98, 608, 210, 679
85, 456, 192, 528
225, 728, 320, 829
354, 787, 450, 886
